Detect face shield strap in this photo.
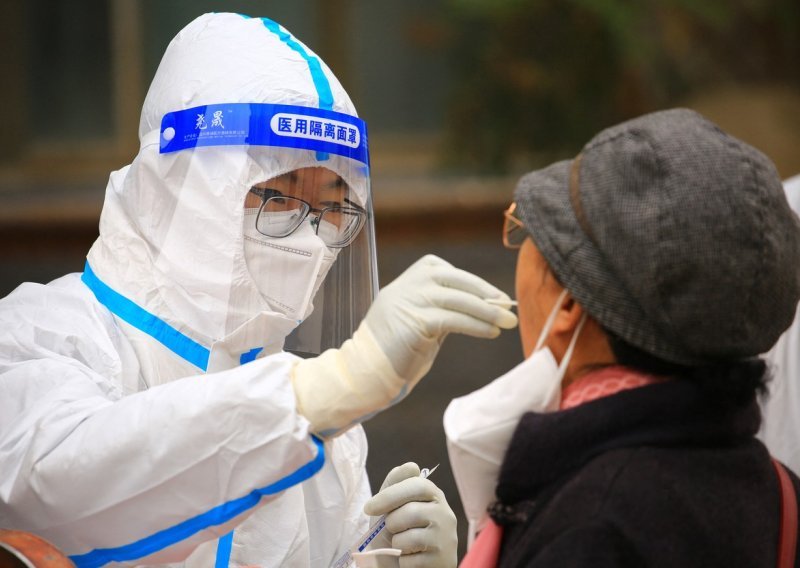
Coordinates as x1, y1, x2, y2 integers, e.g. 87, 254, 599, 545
158, 103, 370, 170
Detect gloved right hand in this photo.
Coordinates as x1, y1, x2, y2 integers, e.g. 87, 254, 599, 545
363, 254, 518, 383
292, 255, 517, 437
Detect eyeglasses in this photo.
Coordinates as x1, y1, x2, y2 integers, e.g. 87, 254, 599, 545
503, 202, 528, 249
249, 187, 367, 248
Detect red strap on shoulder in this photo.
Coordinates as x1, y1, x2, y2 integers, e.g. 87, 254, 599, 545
772, 458, 798, 568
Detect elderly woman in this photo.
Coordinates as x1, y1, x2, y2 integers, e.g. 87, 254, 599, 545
446, 108, 800, 567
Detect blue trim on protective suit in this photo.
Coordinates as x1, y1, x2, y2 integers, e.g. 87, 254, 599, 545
215, 532, 234, 568
240, 347, 264, 365
259, 17, 333, 111
69, 437, 326, 568
81, 262, 210, 371
259, 16, 332, 161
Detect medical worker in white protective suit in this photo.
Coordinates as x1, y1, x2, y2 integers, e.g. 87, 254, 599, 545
0, 13, 518, 568
760, 173, 800, 472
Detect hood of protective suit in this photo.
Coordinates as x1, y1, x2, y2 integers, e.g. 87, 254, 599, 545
86, 13, 372, 370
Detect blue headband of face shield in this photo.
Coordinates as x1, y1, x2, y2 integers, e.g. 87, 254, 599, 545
158, 103, 370, 168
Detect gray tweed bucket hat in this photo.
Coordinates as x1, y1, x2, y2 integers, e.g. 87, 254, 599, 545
514, 108, 800, 365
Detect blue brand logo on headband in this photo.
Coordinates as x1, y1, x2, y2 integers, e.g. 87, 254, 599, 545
159, 103, 369, 166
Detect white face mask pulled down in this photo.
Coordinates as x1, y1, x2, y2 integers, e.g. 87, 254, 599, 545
243, 210, 338, 322
444, 289, 587, 548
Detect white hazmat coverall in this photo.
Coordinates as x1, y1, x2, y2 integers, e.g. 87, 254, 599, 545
761, 173, 800, 473
0, 13, 516, 568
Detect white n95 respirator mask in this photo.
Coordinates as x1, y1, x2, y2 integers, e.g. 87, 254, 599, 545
243, 210, 338, 322
444, 289, 587, 548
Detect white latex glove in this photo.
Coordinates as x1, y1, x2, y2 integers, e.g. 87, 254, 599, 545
293, 255, 517, 437
362, 254, 517, 382
363, 462, 457, 568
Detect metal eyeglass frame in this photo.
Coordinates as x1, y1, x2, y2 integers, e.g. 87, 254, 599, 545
503, 202, 529, 249
249, 187, 367, 248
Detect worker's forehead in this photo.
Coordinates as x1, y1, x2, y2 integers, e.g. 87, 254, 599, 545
265, 168, 346, 191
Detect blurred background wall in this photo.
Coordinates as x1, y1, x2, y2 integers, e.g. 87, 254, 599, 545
1, 0, 798, 560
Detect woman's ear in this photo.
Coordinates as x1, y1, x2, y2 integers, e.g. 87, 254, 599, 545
551, 293, 585, 337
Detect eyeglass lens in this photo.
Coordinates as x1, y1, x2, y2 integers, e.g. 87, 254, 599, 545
256, 196, 365, 247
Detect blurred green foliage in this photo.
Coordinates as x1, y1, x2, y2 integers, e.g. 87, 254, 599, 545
442, 0, 800, 172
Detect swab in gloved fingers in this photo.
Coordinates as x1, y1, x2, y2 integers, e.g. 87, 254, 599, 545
332, 466, 439, 568
360, 462, 457, 567
293, 255, 518, 438
485, 298, 518, 308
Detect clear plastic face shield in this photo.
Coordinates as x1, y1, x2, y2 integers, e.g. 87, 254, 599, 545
159, 103, 377, 356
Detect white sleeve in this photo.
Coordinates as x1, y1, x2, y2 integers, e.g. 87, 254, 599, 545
0, 344, 322, 567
